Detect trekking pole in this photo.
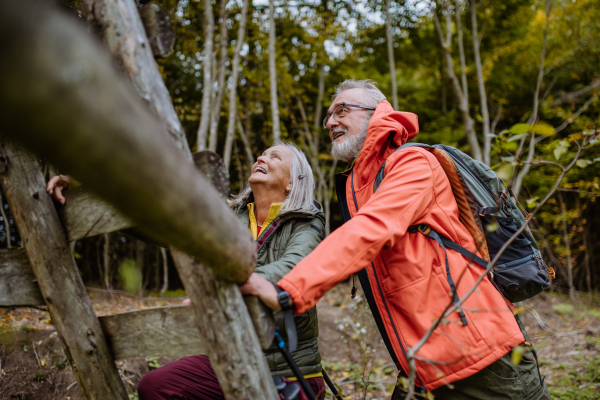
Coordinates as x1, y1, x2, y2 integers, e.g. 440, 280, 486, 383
274, 330, 316, 400
321, 369, 343, 400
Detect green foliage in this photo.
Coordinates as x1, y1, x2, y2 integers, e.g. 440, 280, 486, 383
549, 356, 600, 399
118, 259, 142, 295
19, 324, 32, 333
32, 370, 44, 382
147, 357, 161, 370
552, 303, 575, 315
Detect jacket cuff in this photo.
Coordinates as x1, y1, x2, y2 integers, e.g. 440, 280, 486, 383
277, 278, 306, 314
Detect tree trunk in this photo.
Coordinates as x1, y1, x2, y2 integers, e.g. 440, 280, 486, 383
196, 0, 215, 150
103, 233, 111, 290
171, 251, 278, 400
385, 0, 398, 110
136, 239, 146, 295
432, 1, 482, 161
512, 0, 551, 197
454, 0, 468, 106
223, 0, 250, 168
0, 141, 128, 400
237, 115, 254, 180
0, 1, 256, 283
470, 0, 491, 165
268, 0, 280, 142
0, 189, 10, 248
82, 0, 190, 157
160, 247, 168, 296
558, 191, 579, 305
208, 0, 229, 152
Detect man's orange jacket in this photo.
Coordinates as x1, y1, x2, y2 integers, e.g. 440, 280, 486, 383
278, 101, 524, 390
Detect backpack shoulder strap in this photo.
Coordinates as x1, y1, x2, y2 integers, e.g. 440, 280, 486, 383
374, 143, 433, 192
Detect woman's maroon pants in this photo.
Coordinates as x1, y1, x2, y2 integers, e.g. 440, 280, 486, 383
138, 355, 326, 400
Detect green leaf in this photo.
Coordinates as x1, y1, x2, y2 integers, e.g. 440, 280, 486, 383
511, 346, 524, 365
531, 121, 555, 135
510, 123, 531, 134
507, 133, 526, 142
526, 197, 539, 208
501, 156, 515, 163
486, 221, 499, 232
554, 140, 570, 160
594, 158, 600, 163
496, 163, 514, 181
576, 159, 593, 168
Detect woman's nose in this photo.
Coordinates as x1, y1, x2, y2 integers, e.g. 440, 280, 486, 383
256, 154, 268, 164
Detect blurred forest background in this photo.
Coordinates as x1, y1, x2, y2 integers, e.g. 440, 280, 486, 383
1, 0, 598, 303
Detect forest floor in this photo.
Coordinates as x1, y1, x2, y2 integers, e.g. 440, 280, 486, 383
1, 284, 599, 400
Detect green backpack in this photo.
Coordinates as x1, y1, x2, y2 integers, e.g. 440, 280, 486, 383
374, 143, 554, 305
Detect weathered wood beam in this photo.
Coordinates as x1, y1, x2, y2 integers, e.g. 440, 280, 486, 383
60, 186, 134, 241
0, 142, 128, 399
99, 305, 202, 359
0, 252, 275, 351
83, 0, 188, 158
171, 251, 278, 399
0, 249, 44, 307
0, 0, 256, 283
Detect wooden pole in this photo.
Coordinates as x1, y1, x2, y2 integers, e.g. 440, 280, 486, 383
0, 0, 256, 283
0, 142, 128, 400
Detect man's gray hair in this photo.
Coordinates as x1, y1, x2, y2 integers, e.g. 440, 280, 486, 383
333, 79, 387, 108
228, 141, 316, 213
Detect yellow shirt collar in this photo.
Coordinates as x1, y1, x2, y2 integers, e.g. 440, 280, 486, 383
247, 202, 283, 240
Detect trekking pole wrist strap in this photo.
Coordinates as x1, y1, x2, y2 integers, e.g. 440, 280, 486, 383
273, 284, 298, 353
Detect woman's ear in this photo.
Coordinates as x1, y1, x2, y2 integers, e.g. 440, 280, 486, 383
286, 182, 292, 193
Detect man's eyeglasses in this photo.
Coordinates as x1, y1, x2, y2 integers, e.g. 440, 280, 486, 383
323, 103, 376, 129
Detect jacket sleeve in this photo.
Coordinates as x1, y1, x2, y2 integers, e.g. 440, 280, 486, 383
278, 150, 435, 314
255, 216, 325, 284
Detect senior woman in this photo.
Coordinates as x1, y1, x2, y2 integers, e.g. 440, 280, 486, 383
134, 142, 326, 399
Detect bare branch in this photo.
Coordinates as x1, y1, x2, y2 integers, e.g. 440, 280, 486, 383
555, 93, 599, 133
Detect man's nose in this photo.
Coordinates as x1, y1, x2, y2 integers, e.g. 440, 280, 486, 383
326, 115, 338, 131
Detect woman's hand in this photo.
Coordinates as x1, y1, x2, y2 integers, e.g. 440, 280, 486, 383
239, 273, 285, 311
46, 175, 70, 204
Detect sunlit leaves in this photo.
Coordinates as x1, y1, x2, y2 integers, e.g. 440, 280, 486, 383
554, 140, 570, 160
510, 123, 531, 135
576, 159, 593, 168
531, 121, 555, 136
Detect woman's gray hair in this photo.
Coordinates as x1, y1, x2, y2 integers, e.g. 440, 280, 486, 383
228, 141, 316, 213
333, 79, 387, 108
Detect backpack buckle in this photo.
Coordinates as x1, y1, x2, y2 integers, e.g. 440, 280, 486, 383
417, 224, 431, 235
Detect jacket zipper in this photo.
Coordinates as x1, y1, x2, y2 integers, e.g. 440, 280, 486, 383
335, 173, 400, 368
501, 255, 534, 270
348, 171, 426, 391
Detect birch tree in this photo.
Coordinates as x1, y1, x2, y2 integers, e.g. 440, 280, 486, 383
470, 0, 492, 165
268, 0, 281, 142
209, 0, 229, 152
197, 0, 215, 150
385, 0, 398, 110
223, 0, 250, 168
432, 0, 482, 162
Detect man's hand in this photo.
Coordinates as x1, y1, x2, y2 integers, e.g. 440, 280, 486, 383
46, 175, 70, 205
239, 273, 287, 311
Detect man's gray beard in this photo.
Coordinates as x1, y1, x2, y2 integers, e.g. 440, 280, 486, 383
331, 118, 370, 162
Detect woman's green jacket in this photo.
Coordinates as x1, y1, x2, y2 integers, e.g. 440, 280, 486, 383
235, 200, 325, 377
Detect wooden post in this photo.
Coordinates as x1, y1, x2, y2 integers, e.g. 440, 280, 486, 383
0, 142, 128, 400
0, 0, 256, 283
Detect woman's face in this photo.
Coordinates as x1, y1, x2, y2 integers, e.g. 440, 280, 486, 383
249, 145, 293, 196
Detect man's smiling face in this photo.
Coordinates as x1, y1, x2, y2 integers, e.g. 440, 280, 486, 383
325, 88, 375, 162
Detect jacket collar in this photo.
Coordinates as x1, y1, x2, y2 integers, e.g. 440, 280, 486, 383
349, 100, 419, 188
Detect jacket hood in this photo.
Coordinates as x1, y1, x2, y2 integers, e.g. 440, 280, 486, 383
353, 100, 419, 187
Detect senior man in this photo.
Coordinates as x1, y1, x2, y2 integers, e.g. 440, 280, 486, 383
241, 79, 550, 399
